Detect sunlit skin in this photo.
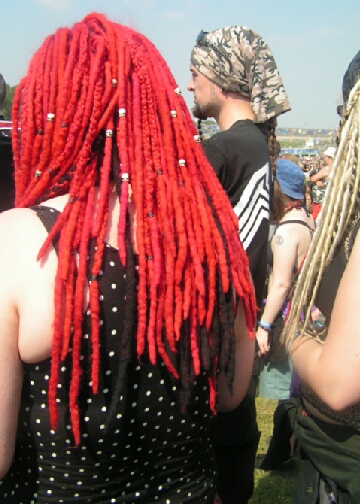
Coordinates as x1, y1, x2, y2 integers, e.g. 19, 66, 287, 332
310, 154, 334, 185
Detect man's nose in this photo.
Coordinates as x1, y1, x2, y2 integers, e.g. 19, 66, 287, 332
187, 78, 194, 91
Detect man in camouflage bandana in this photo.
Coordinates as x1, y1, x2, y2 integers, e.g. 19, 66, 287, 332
188, 26, 291, 504
189, 26, 290, 123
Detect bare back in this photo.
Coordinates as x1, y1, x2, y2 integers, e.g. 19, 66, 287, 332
268, 207, 315, 293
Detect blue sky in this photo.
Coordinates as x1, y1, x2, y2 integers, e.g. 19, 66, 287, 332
1, 0, 359, 129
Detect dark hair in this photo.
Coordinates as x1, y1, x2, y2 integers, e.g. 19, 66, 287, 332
270, 178, 286, 223
342, 49, 360, 107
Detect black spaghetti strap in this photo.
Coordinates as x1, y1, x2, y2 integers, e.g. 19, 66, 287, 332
276, 219, 314, 233
31, 205, 61, 254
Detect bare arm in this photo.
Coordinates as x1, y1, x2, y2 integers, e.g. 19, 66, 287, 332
217, 300, 255, 412
290, 230, 360, 410
0, 213, 23, 479
310, 166, 329, 183
256, 227, 297, 356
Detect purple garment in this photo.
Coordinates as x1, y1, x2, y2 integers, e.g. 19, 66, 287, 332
290, 368, 301, 398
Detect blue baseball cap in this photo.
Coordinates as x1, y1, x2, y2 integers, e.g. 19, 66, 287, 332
276, 159, 305, 200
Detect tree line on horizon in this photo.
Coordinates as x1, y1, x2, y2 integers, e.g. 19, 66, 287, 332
2, 84, 16, 120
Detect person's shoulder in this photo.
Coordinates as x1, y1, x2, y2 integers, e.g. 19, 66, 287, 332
0, 209, 43, 285
0, 207, 33, 231
276, 213, 315, 236
206, 120, 266, 152
0, 207, 58, 289
0, 207, 39, 230
0, 207, 49, 254
230, 119, 267, 141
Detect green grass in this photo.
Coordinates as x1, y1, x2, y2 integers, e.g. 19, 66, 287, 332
249, 397, 299, 504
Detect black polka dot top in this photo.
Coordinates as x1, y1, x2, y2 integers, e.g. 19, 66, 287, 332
0, 207, 216, 503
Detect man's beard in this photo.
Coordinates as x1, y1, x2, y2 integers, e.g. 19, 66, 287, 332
191, 102, 210, 120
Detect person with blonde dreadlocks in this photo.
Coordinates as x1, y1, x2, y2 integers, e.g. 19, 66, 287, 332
0, 14, 257, 503
188, 26, 291, 504
282, 49, 360, 503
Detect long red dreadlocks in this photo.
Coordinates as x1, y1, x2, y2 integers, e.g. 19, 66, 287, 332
12, 13, 256, 445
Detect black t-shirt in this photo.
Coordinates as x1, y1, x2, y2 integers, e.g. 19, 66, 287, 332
203, 119, 271, 309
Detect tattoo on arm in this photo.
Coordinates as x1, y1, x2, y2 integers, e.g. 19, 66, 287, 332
276, 235, 284, 245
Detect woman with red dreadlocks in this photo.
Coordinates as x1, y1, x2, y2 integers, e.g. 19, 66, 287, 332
0, 13, 256, 503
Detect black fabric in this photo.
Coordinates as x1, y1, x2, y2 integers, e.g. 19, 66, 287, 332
203, 119, 270, 309
276, 219, 314, 231
0, 207, 216, 503
316, 218, 360, 321
204, 119, 269, 503
0, 136, 14, 213
214, 432, 260, 504
210, 379, 260, 504
31, 205, 60, 253
259, 399, 296, 471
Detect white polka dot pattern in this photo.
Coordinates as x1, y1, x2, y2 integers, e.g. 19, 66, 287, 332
0, 211, 216, 503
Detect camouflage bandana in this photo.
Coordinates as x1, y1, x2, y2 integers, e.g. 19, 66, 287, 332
191, 26, 291, 123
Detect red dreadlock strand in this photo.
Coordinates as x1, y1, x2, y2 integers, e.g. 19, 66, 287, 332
48, 230, 68, 431
12, 78, 26, 201
135, 61, 159, 365
89, 204, 109, 394
62, 255, 76, 354
92, 118, 114, 237
189, 272, 201, 376
131, 48, 188, 346
52, 28, 79, 161
36, 203, 72, 261
116, 31, 132, 266
155, 271, 179, 379
70, 188, 94, 361
130, 73, 147, 358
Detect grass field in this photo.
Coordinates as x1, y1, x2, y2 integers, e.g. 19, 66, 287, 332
249, 397, 299, 504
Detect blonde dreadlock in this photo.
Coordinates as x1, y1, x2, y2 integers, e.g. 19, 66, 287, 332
283, 78, 360, 348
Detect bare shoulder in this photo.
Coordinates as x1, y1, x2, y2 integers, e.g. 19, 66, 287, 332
277, 211, 315, 237
273, 219, 295, 243
0, 207, 43, 236
0, 208, 57, 295
0, 207, 52, 250
0, 207, 58, 361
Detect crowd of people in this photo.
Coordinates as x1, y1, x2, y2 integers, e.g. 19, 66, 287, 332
0, 11, 359, 504
278, 147, 337, 222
